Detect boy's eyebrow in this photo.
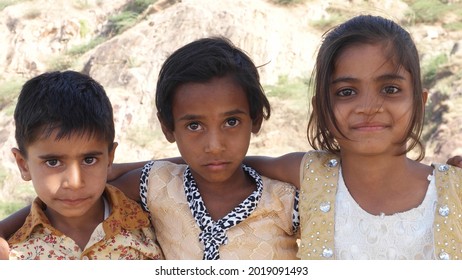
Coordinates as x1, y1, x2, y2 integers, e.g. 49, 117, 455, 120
331, 73, 406, 84
177, 109, 248, 121
38, 151, 105, 159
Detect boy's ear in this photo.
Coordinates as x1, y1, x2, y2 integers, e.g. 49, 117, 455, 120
157, 113, 176, 143
11, 148, 31, 181
108, 142, 118, 167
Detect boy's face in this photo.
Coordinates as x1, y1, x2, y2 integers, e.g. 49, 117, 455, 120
12, 130, 116, 221
160, 75, 260, 187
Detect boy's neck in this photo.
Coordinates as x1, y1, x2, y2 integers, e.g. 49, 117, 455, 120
44, 197, 106, 250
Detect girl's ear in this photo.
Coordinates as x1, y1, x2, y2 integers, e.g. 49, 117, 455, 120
108, 142, 118, 167
251, 115, 263, 134
422, 88, 429, 105
157, 113, 176, 143
11, 148, 31, 181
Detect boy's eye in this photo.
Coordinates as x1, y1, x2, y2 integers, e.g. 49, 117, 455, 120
225, 118, 240, 127
83, 157, 97, 165
382, 86, 399, 95
187, 122, 202, 131
337, 88, 356, 97
45, 159, 61, 167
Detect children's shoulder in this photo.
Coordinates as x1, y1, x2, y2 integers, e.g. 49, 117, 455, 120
431, 163, 462, 202
144, 160, 187, 177
260, 175, 297, 193
301, 150, 339, 163
300, 150, 340, 173
432, 162, 462, 183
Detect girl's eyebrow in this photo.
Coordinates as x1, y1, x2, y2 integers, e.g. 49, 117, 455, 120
223, 109, 247, 116
178, 109, 247, 121
331, 73, 406, 84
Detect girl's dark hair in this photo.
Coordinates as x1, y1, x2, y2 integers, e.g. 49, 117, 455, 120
14, 70, 115, 156
156, 36, 270, 131
308, 15, 426, 160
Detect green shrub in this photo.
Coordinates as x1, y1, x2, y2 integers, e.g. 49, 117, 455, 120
0, 79, 24, 112
0, 201, 28, 220
270, 0, 306, 5
406, 0, 462, 24
106, 0, 156, 36
421, 53, 448, 88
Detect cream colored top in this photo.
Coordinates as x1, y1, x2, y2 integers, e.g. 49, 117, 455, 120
298, 150, 462, 260
335, 168, 437, 259
141, 161, 299, 260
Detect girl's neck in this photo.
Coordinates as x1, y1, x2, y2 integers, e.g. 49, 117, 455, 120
192, 166, 257, 221
340, 152, 409, 187
339, 152, 433, 215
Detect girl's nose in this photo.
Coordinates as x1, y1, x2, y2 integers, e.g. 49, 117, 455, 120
204, 129, 225, 154
355, 92, 384, 115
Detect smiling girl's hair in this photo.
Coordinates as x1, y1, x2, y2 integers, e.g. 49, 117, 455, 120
308, 15, 425, 160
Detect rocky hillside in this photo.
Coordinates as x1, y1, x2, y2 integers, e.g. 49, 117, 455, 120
1, 0, 461, 210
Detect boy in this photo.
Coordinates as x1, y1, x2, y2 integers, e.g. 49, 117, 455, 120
5, 71, 163, 260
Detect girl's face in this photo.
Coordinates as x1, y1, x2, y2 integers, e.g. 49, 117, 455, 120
161, 75, 259, 187
329, 43, 426, 157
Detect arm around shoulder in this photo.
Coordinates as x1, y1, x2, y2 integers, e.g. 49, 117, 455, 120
0, 205, 31, 244
244, 152, 305, 188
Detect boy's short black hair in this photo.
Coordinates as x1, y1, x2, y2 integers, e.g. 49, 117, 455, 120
156, 36, 270, 131
14, 70, 115, 156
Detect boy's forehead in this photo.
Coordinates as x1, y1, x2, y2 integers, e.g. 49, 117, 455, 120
33, 127, 108, 146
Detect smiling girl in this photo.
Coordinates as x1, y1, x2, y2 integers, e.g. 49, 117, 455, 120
245, 15, 462, 260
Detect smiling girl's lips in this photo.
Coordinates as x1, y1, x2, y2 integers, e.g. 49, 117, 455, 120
351, 122, 389, 131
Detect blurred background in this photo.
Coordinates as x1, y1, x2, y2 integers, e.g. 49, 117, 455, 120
1, 0, 461, 218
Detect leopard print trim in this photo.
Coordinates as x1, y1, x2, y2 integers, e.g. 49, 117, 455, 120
184, 165, 262, 260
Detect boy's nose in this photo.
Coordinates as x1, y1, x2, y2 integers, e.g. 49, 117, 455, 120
63, 163, 84, 189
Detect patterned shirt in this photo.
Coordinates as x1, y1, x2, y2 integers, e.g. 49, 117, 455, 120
8, 185, 163, 260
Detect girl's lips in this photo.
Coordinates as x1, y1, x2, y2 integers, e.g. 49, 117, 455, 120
351, 122, 389, 131
204, 161, 229, 171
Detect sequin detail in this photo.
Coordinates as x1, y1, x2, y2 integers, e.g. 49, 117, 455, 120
438, 205, 450, 217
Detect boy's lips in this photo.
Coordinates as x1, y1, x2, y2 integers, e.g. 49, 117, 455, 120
58, 197, 89, 206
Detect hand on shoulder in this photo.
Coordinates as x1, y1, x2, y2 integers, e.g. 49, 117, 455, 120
0, 237, 9, 260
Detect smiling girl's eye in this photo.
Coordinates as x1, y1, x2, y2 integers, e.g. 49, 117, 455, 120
382, 86, 399, 95
337, 88, 356, 97
225, 118, 240, 127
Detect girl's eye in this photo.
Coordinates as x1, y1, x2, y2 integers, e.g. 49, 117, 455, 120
83, 157, 97, 165
187, 122, 202, 131
225, 118, 240, 127
382, 86, 399, 95
45, 159, 61, 167
337, 88, 356, 97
